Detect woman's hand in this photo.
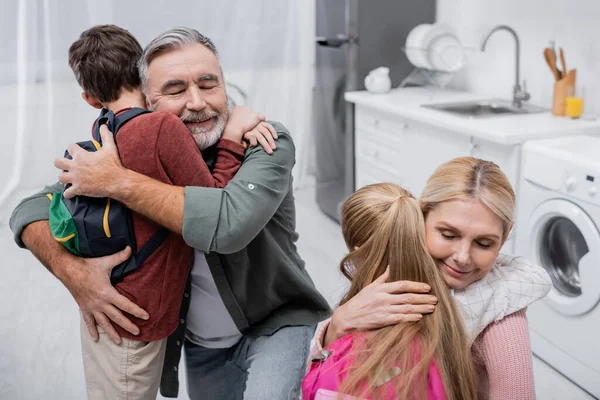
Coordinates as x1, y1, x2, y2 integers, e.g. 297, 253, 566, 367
324, 267, 438, 347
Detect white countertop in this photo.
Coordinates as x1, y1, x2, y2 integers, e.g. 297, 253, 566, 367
345, 87, 600, 146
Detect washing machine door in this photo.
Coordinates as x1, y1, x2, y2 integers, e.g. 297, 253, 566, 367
528, 199, 600, 316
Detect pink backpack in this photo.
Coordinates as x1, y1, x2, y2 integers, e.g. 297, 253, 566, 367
302, 334, 447, 400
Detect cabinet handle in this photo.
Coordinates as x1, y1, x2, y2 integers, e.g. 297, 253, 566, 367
468, 137, 479, 155
366, 148, 379, 159
374, 119, 380, 127
366, 149, 378, 158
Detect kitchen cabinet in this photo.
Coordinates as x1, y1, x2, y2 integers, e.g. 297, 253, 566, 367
347, 86, 600, 197
354, 105, 521, 198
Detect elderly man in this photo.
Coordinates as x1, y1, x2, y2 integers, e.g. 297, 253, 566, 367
10, 27, 330, 399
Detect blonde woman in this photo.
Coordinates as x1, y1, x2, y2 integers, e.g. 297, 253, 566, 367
303, 183, 477, 400
310, 157, 551, 399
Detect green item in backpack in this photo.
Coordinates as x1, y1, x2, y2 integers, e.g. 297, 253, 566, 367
48, 192, 81, 255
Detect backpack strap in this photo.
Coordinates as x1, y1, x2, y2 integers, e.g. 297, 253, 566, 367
134, 227, 170, 266
90, 107, 165, 267
93, 107, 151, 143
92, 108, 113, 142
114, 108, 152, 133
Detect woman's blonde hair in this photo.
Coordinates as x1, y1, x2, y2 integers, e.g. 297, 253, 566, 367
338, 183, 476, 400
420, 156, 516, 240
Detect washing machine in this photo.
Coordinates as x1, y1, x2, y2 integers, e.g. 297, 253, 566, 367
515, 135, 600, 397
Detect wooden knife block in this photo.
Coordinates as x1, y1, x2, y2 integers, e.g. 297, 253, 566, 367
552, 69, 577, 116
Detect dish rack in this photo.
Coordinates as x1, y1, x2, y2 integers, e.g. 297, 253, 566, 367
399, 46, 474, 89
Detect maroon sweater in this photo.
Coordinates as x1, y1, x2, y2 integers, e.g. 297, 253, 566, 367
102, 109, 244, 341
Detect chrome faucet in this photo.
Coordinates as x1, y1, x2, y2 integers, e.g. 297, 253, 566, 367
481, 25, 530, 108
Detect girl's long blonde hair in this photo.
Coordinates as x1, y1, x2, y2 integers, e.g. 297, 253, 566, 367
337, 183, 476, 400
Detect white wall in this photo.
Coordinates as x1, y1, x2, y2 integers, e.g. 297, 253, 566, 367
437, 0, 600, 115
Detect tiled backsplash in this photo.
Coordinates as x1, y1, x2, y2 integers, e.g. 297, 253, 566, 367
437, 0, 600, 115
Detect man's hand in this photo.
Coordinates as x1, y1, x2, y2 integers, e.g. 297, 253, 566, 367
68, 246, 150, 345
55, 125, 126, 199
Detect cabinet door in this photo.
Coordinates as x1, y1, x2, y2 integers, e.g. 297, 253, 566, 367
354, 106, 471, 197
354, 107, 411, 190
401, 121, 472, 197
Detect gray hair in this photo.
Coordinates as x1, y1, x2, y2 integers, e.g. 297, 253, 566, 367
138, 27, 219, 91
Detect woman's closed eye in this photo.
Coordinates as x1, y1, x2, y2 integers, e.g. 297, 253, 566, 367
475, 241, 494, 249
440, 231, 456, 240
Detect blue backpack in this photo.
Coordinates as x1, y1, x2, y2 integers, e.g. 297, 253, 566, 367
49, 108, 169, 284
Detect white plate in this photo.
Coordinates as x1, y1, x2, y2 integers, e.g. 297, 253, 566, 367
405, 24, 433, 69
421, 23, 455, 51
428, 32, 465, 72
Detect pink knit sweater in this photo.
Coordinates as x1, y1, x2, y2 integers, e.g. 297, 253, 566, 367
310, 309, 535, 399
471, 309, 535, 399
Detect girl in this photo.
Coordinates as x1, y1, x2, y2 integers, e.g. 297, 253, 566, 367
303, 183, 477, 400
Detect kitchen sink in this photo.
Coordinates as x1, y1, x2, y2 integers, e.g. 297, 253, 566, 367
422, 100, 546, 118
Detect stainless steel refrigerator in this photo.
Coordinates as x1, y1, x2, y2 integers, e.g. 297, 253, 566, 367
314, 0, 435, 222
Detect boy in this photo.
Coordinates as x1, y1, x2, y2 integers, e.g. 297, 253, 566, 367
67, 25, 273, 399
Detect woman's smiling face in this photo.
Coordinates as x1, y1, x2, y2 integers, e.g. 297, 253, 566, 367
424, 197, 507, 289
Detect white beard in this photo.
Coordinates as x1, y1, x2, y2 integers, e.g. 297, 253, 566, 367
188, 115, 227, 150
179, 105, 230, 150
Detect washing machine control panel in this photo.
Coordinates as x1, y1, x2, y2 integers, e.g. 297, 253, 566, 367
523, 149, 600, 205
565, 176, 578, 191
561, 170, 600, 205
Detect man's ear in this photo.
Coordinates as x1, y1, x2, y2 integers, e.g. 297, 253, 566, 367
81, 92, 103, 109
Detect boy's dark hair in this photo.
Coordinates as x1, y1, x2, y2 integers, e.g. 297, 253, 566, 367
68, 25, 142, 103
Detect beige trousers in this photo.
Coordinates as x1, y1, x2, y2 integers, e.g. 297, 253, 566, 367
80, 316, 167, 400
